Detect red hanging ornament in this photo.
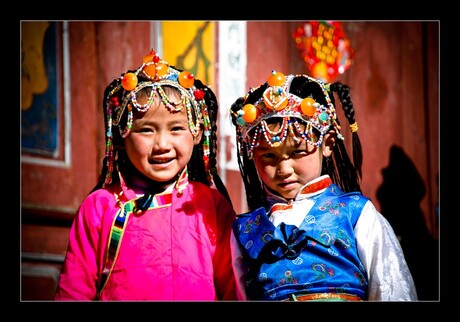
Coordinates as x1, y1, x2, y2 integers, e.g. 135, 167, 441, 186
293, 21, 355, 83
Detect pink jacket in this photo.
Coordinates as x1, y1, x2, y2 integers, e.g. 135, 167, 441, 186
55, 173, 237, 301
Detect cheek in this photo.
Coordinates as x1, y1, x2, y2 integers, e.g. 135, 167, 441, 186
124, 135, 148, 156
295, 152, 323, 176
254, 160, 276, 179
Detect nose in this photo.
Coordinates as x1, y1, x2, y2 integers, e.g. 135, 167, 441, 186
152, 132, 171, 151
276, 159, 294, 177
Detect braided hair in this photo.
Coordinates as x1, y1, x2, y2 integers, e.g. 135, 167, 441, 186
327, 82, 362, 192
230, 75, 362, 211
188, 78, 232, 204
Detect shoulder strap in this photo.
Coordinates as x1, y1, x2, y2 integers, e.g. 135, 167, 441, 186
95, 191, 174, 299
95, 198, 136, 300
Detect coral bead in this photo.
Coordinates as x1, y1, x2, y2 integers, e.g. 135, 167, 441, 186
109, 96, 120, 107
300, 97, 316, 116
179, 71, 195, 89
267, 70, 286, 87
122, 72, 138, 91
142, 50, 158, 63
242, 104, 258, 123
194, 89, 205, 101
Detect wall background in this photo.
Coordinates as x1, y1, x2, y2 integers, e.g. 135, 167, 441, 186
20, 21, 440, 301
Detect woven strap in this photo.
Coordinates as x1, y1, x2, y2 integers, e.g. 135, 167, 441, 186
96, 199, 134, 299
95, 191, 173, 300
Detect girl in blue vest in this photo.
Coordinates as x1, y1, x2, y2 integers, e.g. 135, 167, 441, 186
229, 72, 417, 301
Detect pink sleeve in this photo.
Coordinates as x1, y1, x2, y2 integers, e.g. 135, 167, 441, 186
54, 190, 113, 300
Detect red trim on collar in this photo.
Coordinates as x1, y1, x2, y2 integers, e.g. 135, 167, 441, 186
270, 203, 293, 213
299, 176, 332, 195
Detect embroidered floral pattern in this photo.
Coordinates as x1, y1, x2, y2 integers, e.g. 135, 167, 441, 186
319, 200, 346, 215
279, 270, 299, 286
243, 214, 261, 233
335, 228, 351, 249
312, 263, 335, 280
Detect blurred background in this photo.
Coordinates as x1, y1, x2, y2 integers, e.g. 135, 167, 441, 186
20, 21, 439, 301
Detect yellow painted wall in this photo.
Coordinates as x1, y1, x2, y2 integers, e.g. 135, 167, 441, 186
162, 21, 215, 87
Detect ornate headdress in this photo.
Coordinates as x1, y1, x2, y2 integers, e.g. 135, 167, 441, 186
232, 71, 347, 159
103, 49, 212, 187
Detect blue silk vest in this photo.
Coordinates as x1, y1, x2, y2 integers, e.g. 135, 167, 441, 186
233, 184, 369, 301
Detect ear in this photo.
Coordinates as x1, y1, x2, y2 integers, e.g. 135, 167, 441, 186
322, 132, 336, 157
193, 123, 204, 145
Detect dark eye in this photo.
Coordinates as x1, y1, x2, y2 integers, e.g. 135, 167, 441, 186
261, 152, 276, 159
171, 126, 187, 132
139, 127, 153, 133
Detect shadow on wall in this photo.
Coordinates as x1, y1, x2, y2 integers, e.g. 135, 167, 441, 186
376, 145, 439, 301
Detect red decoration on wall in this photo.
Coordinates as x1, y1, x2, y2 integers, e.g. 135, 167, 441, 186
293, 21, 355, 83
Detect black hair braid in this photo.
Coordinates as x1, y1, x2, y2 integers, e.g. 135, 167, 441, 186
207, 88, 234, 206
330, 82, 363, 178
331, 138, 361, 193
190, 79, 233, 206
329, 82, 362, 193
91, 76, 128, 194
230, 95, 266, 211
188, 138, 206, 183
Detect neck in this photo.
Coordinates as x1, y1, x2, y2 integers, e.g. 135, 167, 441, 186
120, 160, 180, 195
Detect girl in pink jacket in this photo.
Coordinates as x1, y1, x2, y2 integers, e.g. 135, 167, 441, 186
54, 50, 237, 301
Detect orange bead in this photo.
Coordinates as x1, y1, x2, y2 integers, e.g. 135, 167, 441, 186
242, 104, 258, 123
267, 71, 286, 87
143, 54, 154, 63
156, 62, 169, 77
121, 72, 138, 91
178, 71, 195, 88
300, 97, 316, 116
276, 98, 288, 111
143, 63, 157, 78
262, 88, 288, 111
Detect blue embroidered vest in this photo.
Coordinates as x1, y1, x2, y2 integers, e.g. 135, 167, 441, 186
233, 184, 369, 301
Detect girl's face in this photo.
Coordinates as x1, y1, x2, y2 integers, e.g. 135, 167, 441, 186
124, 89, 202, 186
252, 123, 332, 200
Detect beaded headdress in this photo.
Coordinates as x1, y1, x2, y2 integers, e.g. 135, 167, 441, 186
233, 71, 345, 159
103, 49, 212, 187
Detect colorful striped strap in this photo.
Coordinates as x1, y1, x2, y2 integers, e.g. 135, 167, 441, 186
95, 192, 172, 299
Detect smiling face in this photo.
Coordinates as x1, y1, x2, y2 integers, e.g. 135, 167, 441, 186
123, 87, 202, 190
252, 119, 333, 200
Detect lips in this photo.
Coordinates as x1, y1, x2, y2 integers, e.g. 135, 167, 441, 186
278, 181, 298, 189
150, 158, 174, 164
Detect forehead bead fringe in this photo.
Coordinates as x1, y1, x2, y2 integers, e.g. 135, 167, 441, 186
234, 71, 343, 159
